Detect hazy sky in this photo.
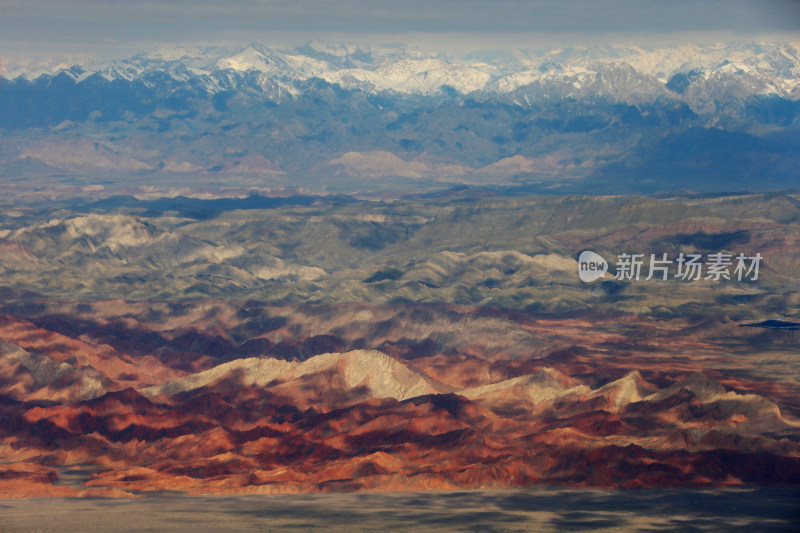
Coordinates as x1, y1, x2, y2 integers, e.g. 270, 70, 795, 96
1, 0, 799, 68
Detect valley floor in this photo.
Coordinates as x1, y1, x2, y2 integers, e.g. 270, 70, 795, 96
1, 487, 798, 532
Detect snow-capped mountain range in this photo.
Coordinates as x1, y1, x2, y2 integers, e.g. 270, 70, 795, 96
6, 41, 800, 101
1, 40, 799, 195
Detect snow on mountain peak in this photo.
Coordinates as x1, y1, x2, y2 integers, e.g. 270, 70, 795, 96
5, 41, 799, 100
216, 45, 273, 72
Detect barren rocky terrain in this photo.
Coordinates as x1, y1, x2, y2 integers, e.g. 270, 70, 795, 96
0, 192, 798, 501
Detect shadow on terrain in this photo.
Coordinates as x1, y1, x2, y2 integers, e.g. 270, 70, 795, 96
1, 487, 798, 532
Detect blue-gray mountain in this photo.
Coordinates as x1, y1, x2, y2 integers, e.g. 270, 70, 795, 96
1, 41, 799, 194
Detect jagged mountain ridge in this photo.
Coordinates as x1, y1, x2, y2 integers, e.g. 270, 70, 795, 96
0, 272, 798, 497
6, 41, 800, 100
2, 329, 798, 497
2, 41, 799, 193
1, 192, 798, 313
141, 349, 446, 401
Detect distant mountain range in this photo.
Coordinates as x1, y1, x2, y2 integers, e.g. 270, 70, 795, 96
1, 41, 799, 194
7, 41, 800, 99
